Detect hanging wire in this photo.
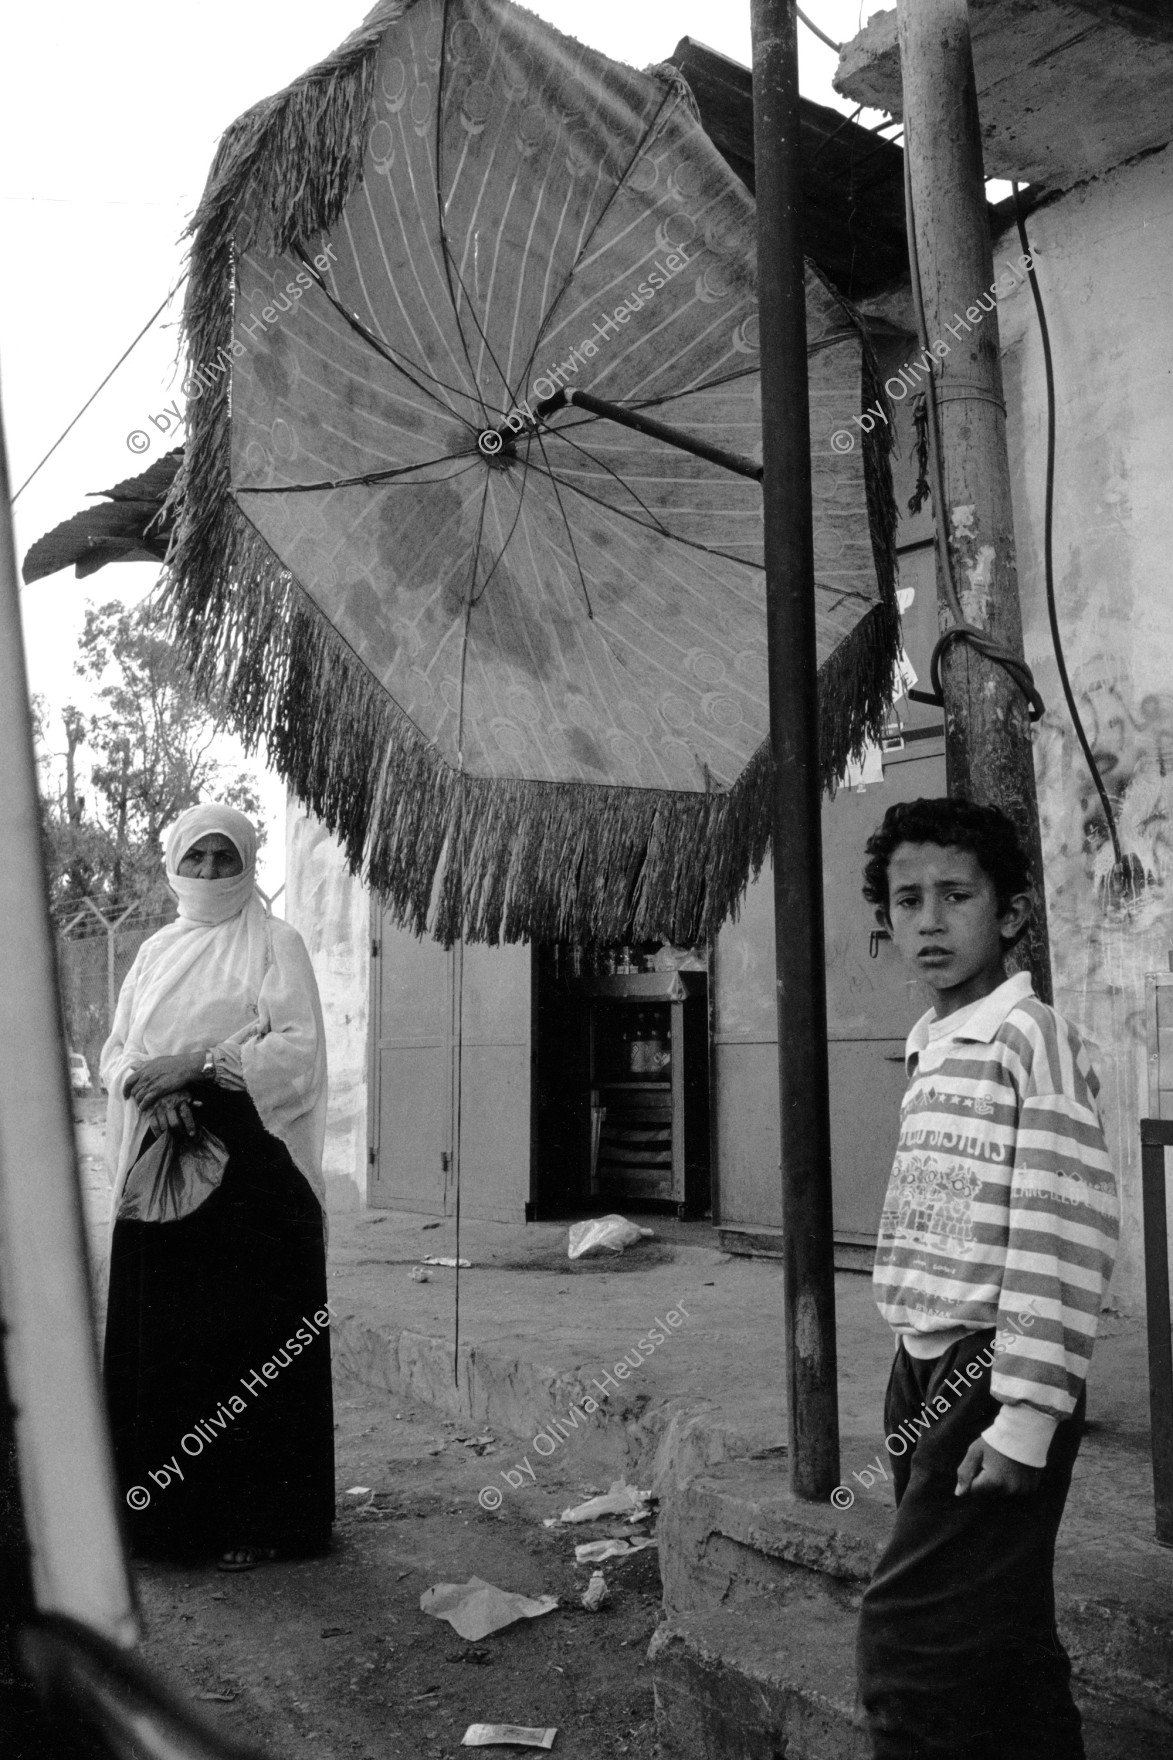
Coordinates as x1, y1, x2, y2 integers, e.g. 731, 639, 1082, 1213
448, 474, 490, 1387
1010, 183, 1137, 898
796, 7, 843, 54
902, 127, 1135, 902
448, 744, 467, 1388
450, 916, 465, 1388
12, 275, 188, 503
806, 104, 865, 173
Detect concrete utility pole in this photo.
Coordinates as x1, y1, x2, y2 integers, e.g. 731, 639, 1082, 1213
897, 0, 1053, 1000
750, 0, 840, 1501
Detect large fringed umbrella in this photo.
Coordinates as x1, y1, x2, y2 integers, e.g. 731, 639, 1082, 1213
166, 0, 898, 946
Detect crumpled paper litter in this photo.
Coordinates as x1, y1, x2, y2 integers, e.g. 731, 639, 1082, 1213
420, 1577, 558, 1641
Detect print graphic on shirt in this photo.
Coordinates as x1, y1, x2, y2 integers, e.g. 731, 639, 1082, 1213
1015, 1166, 1115, 1209
881, 1154, 981, 1256
900, 1116, 1009, 1161
902, 1081, 998, 1121
906, 1291, 964, 1320
1017, 1168, 1086, 1204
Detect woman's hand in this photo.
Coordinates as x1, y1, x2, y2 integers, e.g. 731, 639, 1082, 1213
146, 1091, 200, 1138
124, 1054, 206, 1112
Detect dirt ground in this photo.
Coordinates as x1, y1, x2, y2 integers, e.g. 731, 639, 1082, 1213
130, 1374, 665, 1760
74, 1093, 664, 1759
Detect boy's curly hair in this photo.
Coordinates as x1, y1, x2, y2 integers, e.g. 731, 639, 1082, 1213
862, 797, 1032, 922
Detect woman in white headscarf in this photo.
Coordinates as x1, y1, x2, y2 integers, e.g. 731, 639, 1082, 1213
101, 802, 333, 1570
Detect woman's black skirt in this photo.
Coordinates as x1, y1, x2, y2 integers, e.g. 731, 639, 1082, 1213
103, 1087, 334, 1561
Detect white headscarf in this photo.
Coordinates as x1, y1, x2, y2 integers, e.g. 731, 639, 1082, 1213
101, 802, 328, 1218
165, 801, 259, 925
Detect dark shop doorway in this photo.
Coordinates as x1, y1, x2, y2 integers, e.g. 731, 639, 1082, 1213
531, 943, 711, 1220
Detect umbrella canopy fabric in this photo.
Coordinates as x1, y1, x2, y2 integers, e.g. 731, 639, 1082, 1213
167, 0, 898, 945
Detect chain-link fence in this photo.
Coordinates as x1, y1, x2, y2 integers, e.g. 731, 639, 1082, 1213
54, 900, 176, 1090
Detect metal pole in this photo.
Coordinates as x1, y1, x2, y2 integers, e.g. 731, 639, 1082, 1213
750, 0, 840, 1500
1140, 1119, 1173, 1547
107, 923, 117, 1028
0, 370, 137, 1640
107, 904, 136, 1031
897, 0, 1053, 1000
529, 389, 763, 481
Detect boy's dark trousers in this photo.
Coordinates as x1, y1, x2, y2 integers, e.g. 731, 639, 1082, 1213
856, 1329, 1086, 1760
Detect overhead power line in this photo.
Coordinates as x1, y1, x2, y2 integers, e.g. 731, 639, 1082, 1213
12, 274, 188, 505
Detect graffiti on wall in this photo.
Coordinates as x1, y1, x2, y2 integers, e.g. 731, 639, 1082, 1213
1036, 674, 1173, 928
1034, 671, 1173, 1299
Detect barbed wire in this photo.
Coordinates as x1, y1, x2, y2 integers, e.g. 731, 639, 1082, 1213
50, 895, 175, 939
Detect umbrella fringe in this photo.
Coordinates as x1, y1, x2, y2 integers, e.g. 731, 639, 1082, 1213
183, 2, 410, 262
163, 496, 899, 947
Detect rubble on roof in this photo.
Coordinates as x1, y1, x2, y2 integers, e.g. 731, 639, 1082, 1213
835, 1, 1173, 191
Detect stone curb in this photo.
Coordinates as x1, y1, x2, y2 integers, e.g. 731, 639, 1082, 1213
329, 1307, 785, 1491
654, 1463, 1173, 1758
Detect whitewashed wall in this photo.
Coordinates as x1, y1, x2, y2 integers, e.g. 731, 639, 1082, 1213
284, 799, 370, 1209
1001, 141, 1173, 1310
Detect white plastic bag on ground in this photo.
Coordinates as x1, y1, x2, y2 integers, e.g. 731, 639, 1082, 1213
574, 1537, 657, 1563
556, 1482, 653, 1524
567, 1215, 655, 1259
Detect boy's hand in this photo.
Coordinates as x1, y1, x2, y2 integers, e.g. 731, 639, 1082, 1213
955, 1438, 1041, 1498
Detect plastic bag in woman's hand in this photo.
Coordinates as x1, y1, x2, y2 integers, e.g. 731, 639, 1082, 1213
116, 1125, 230, 1225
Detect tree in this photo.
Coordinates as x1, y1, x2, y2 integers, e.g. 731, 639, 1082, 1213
37, 596, 264, 920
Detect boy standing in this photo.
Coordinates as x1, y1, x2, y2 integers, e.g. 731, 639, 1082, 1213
855, 798, 1118, 1760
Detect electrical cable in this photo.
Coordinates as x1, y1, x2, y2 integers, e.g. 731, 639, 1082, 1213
796, 6, 843, 54
900, 129, 1045, 722
451, 923, 464, 1388
12, 275, 188, 504
1010, 183, 1133, 893
806, 104, 865, 173
449, 477, 487, 1388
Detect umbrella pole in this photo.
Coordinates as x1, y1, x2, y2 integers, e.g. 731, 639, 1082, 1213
750, 0, 840, 1500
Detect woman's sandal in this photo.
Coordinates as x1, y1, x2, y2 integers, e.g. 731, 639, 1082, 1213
217, 1546, 278, 1573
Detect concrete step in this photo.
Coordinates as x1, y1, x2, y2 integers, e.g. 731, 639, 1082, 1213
651, 1604, 870, 1760
653, 1460, 881, 1760
651, 1459, 1173, 1760
717, 1225, 875, 1274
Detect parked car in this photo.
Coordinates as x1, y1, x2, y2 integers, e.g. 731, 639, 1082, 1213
67, 1053, 91, 1095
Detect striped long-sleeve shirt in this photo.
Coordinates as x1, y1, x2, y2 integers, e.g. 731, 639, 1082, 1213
874, 971, 1118, 1466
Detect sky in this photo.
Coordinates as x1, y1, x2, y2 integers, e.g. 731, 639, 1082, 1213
1, 0, 894, 893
